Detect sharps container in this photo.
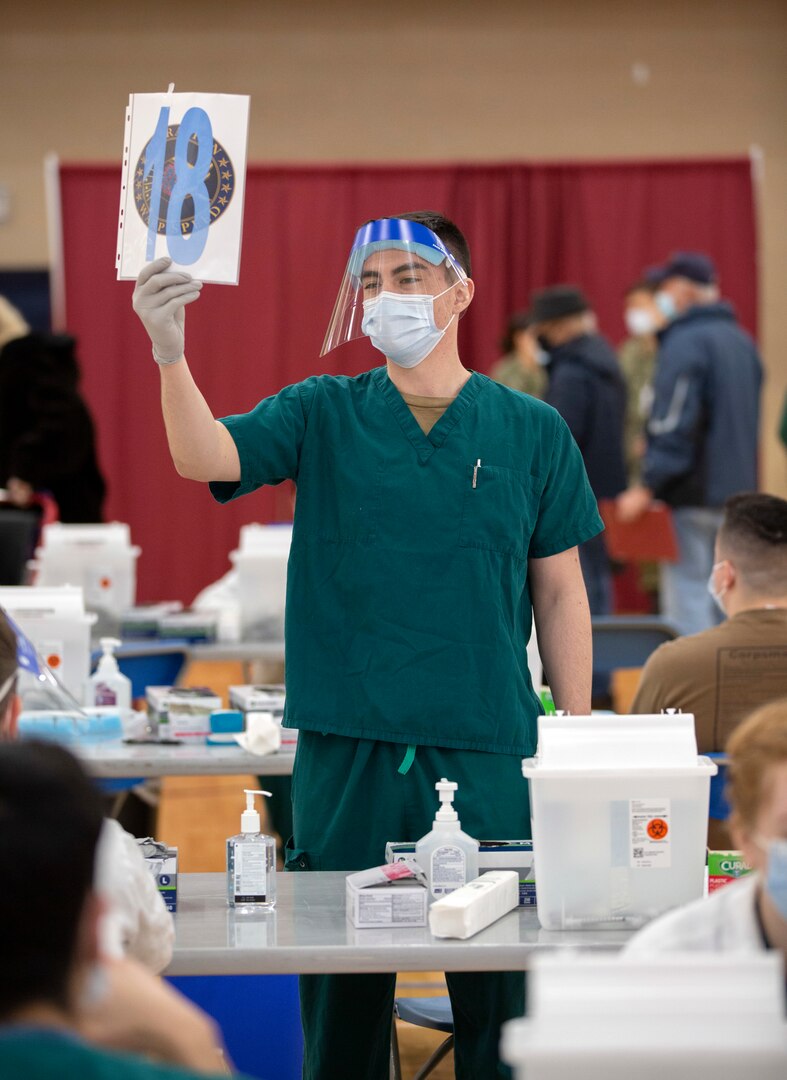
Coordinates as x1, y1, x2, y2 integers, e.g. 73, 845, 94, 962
229, 524, 292, 641
522, 712, 716, 930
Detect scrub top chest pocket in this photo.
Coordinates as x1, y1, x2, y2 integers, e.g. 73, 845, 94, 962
459, 461, 536, 561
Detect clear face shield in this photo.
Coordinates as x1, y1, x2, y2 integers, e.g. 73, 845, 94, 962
320, 219, 468, 364
2, 608, 86, 721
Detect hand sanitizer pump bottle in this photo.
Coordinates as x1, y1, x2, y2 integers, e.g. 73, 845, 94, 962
86, 637, 131, 709
416, 778, 480, 899
227, 789, 276, 909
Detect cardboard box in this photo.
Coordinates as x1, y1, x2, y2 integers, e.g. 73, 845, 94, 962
138, 840, 178, 913
707, 850, 752, 893
146, 686, 222, 743
346, 861, 428, 928
386, 840, 537, 907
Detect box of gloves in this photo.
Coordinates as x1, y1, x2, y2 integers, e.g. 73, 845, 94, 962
137, 838, 179, 913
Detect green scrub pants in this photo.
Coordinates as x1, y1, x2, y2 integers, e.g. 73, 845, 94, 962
285, 732, 532, 1080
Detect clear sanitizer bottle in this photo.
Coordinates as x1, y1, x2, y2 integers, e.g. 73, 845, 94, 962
416, 778, 480, 899
226, 789, 276, 909
86, 637, 131, 710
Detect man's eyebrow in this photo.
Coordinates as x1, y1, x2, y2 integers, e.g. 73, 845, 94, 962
392, 260, 430, 275
360, 260, 431, 279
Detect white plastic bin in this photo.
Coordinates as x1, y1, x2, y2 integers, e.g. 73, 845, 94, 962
0, 585, 96, 703
229, 524, 292, 641
32, 522, 141, 630
501, 954, 787, 1080
522, 712, 716, 930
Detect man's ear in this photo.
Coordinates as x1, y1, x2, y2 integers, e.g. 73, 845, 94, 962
454, 277, 475, 314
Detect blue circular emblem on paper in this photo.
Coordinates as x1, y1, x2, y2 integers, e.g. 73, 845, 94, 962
133, 124, 235, 236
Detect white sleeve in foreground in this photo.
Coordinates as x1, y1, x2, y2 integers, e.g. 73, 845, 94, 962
95, 818, 175, 973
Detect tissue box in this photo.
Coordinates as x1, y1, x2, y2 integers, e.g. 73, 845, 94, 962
386, 840, 536, 907
146, 686, 222, 743
346, 861, 428, 928
707, 850, 752, 893
138, 840, 179, 913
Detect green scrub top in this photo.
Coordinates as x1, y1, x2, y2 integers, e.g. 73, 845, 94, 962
211, 367, 602, 756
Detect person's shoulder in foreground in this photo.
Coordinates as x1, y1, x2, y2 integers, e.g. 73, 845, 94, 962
0, 1026, 247, 1080
622, 873, 762, 955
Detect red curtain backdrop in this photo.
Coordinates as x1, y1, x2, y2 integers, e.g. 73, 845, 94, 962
58, 158, 756, 604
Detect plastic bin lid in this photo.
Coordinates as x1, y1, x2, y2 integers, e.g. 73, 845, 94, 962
525, 711, 700, 771
0, 584, 88, 617
236, 523, 293, 553
41, 522, 134, 548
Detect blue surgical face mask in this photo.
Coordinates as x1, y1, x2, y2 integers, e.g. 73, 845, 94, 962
361, 284, 458, 369
707, 562, 727, 616
756, 837, 787, 921
655, 290, 678, 321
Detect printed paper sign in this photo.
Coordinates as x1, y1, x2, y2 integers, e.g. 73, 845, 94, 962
116, 89, 249, 284
630, 798, 671, 869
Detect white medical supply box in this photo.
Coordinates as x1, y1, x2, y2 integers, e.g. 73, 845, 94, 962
31, 522, 140, 630
229, 523, 292, 641
0, 585, 95, 702
522, 712, 716, 930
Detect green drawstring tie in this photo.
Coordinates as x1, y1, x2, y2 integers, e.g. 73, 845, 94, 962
397, 744, 417, 775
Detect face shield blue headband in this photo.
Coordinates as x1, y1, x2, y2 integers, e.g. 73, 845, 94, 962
320, 219, 468, 367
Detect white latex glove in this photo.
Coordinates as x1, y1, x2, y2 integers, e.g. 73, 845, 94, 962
132, 257, 203, 364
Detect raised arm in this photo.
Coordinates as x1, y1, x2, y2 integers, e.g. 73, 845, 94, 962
132, 258, 240, 482
529, 546, 592, 714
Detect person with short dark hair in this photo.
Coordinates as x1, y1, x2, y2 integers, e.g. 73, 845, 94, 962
132, 210, 603, 1078
619, 281, 662, 484
617, 252, 763, 636
528, 284, 627, 614
0, 739, 243, 1078
632, 493, 787, 846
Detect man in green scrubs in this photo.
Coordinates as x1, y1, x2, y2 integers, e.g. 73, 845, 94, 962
133, 212, 602, 1079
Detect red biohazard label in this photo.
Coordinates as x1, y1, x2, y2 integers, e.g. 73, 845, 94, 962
46, 654, 61, 668
646, 817, 669, 841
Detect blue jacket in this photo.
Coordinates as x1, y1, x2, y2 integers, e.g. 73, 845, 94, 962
643, 302, 762, 508
545, 333, 627, 499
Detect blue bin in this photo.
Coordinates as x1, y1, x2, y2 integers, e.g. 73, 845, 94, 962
166, 974, 302, 1080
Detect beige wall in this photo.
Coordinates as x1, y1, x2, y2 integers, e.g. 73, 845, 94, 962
3, 0, 786, 491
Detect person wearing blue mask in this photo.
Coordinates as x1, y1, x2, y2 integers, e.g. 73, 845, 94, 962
624, 699, 787, 980
616, 251, 763, 637
132, 211, 603, 1079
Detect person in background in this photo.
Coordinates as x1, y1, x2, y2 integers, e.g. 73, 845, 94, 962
0, 739, 244, 1078
489, 310, 548, 398
132, 211, 602, 1080
624, 699, 787, 966
529, 284, 627, 615
631, 493, 787, 848
0, 608, 174, 972
0, 295, 106, 523
618, 281, 662, 484
616, 252, 762, 636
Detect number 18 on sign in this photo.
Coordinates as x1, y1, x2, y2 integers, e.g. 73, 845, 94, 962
116, 90, 250, 285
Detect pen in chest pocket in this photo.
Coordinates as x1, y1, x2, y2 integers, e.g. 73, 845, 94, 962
472, 458, 482, 489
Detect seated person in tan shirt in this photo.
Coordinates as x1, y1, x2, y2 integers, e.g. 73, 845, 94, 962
632, 493, 787, 847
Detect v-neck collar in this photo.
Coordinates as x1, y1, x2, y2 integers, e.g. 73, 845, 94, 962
371, 367, 483, 464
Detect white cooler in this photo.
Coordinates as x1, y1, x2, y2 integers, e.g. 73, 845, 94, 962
522, 712, 716, 930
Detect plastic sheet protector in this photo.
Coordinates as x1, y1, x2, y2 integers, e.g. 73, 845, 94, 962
116, 87, 250, 284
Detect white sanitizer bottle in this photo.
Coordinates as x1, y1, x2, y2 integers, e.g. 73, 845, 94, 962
86, 637, 131, 709
227, 789, 276, 909
416, 778, 480, 899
